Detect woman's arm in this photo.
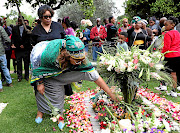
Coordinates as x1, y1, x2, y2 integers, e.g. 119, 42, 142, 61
94, 76, 117, 101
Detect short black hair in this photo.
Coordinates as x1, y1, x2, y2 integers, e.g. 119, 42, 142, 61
57, 18, 62, 23
120, 32, 128, 38
38, 5, 54, 18
24, 19, 29, 24
109, 16, 114, 23
103, 18, 108, 23
71, 21, 78, 31
149, 17, 156, 22
168, 16, 179, 26
62, 17, 71, 28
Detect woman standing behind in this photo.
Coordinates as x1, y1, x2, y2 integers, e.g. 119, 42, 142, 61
30, 5, 73, 125
31, 5, 66, 45
162, 17, 180, 97
128, 16, 152, 49
62, 17, 76, 36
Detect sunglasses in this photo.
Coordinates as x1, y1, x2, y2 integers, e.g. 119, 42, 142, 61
43, 16, 52, 19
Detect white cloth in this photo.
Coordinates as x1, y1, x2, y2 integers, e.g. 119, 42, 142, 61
0, 103, 8, 114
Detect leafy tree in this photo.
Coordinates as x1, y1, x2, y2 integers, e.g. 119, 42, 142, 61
5, 0, 95, 18
5, 0, 74, 10
3, 10, 35, 27
150, 0, 180, 19
124, 0, 180, 20
77, 0, 95, 19
57, 0, 119, 25
124, 0, 155, 19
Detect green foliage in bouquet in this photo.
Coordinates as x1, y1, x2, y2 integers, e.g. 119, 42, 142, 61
98, 45, 174, 104
76, 24, 88, 38
76, 19, 92, 38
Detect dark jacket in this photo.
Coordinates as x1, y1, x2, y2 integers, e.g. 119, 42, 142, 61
127, 27, 151, 49
11, 25, 32, 51
106, 23, 118, 42
31, 21, 66, 45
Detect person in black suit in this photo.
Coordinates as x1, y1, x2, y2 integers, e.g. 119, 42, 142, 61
11, 16, 32, 82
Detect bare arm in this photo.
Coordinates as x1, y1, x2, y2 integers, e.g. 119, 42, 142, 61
94, 76, 117, 101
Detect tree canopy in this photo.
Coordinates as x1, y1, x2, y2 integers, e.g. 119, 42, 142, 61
57, 0, 119, 25
5, 0, 74, 10
124, 0, 180, 20
5, 0, 95, 19
1, 10, 35, 26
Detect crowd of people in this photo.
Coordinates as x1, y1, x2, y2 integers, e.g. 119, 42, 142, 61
0, 4, 180, 130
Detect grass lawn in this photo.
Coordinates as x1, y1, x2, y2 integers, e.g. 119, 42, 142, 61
0, 73, 179, 132
0, 73, 97, 133
142, 80, 180, 104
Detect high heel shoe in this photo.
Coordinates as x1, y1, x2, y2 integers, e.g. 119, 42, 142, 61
58, 122, 65, 130
35, 117, 43, 124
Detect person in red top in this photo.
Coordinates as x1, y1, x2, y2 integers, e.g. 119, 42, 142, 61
90, 18, 107, 61
162, 16, 180, 97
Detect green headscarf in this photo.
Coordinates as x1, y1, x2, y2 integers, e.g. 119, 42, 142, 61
66, 35, 85, 59
132, 16, 141, 24
30, 37, 94, 84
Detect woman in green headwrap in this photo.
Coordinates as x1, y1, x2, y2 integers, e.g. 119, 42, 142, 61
30, 35, 117, 130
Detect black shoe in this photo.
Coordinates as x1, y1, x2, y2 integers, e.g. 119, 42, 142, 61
6, 83, 13, 87
18, 78, 22, 82
25, 78, 29, 81
3, 83, 13, 87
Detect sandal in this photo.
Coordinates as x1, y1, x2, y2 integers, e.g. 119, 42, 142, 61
58, 122, 65, 130
35, 117, 43, 124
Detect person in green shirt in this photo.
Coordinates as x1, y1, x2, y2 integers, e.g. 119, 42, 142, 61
31, 35, 117, 130
0, 26, 12, 92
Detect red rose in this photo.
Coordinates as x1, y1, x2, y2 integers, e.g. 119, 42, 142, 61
59, 116, 64, 121
118, 22, 120, 25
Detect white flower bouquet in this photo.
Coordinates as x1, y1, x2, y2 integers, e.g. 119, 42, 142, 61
98, 46, 173, 103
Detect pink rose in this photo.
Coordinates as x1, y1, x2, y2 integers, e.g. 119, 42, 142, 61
133, 59, 138, 64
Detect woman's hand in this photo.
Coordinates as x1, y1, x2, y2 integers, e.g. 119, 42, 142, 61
82, 37, 87, 41
11, 44, 16, 48
94, 76, 118, 102
37, 83, 45, 95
